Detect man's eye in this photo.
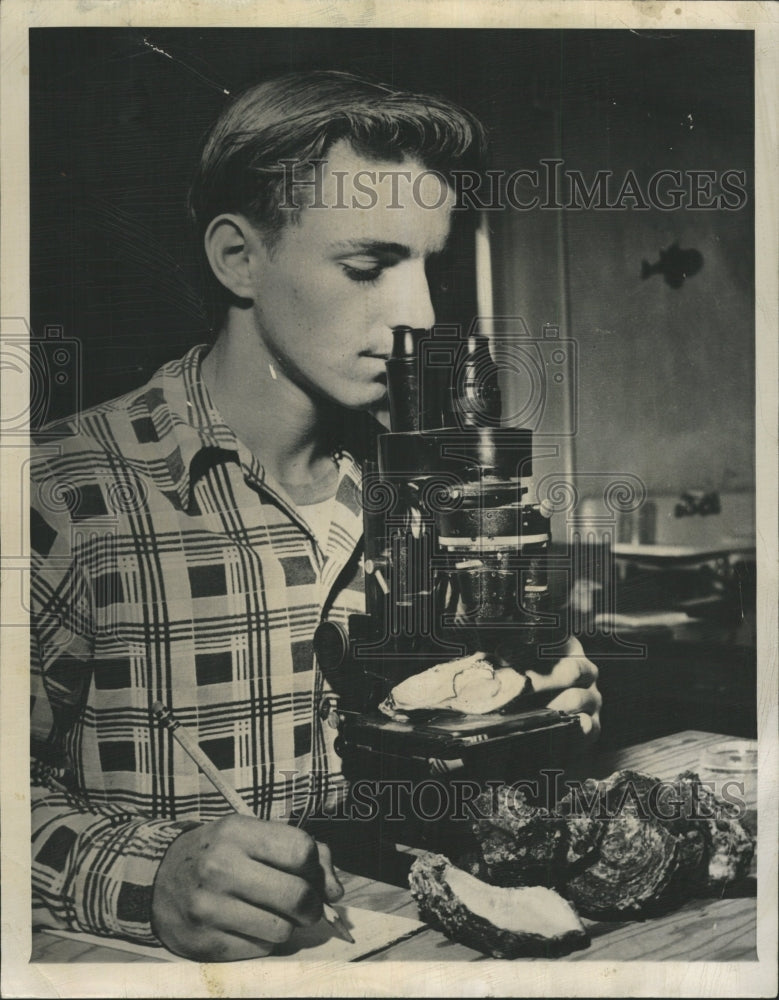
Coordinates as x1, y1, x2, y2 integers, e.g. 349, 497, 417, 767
341, 264, 383, 284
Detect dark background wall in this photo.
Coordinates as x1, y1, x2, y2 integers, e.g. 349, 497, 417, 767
486, 32, 754, 502
30, 28, 754, 514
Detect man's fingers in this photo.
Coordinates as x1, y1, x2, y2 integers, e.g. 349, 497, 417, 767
526, 651, 602, 745
560, 635, 585, 657
525, 655, 599, 693
316, 840, 345, 903
544, 681, 602, 716
197, 894, 297, 946
225, 818, 344, 909
545, 682, 602, 743
216, 818, 340, 916
235, 862, 324, 926
194, 831, 324, 926
220, 815, 321, 876
577, 710, 601, 743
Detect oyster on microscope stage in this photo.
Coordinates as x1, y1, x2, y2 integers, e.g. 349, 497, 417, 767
378, 652, 529, 720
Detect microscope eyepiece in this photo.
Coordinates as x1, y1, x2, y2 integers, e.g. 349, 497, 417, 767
391, 326, 426, 359
385, 327, 428, 432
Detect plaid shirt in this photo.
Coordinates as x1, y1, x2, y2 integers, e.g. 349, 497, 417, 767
30, 345, 368, 945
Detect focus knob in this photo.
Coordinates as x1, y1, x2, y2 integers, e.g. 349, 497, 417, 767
313, 620, 350, 673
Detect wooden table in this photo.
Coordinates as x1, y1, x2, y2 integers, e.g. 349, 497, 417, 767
31, 730, 756, 964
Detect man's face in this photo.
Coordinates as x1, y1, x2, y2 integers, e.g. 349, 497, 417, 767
247, 139, 454, 411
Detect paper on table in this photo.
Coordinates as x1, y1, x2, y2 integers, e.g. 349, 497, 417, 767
37, 905, 425, 963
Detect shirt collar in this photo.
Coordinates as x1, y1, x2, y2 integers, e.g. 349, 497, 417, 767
140, 344, 242, 510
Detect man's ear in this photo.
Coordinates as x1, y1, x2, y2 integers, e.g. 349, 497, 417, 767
203, 214, 262, 301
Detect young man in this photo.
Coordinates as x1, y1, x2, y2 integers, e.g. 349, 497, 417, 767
30, 70, 601, 961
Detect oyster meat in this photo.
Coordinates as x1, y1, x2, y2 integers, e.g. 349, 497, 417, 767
408, 852, 589, 958
379, 652, 528, 720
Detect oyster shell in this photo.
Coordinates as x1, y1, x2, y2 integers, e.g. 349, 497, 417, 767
408, 852, 589, 958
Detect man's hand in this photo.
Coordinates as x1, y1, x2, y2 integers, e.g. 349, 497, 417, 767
151, 816, 344, 961
524, 637, 602, 742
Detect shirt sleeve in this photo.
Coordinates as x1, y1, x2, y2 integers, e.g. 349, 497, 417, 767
31, 782, 196, 944
29, 450, 196, 946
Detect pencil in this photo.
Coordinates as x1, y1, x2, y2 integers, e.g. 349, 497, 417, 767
152, 701, 354, 944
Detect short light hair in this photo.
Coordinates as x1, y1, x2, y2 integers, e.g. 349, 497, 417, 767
188, 69, 488, 320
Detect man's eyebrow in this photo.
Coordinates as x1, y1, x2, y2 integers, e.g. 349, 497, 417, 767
328, 240, 411, 256
328, 237, 453, 257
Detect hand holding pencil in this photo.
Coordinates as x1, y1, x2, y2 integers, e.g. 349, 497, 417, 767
150, 702, 353, 962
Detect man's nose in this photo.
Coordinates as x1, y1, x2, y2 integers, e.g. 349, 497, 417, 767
386, 261, 436, 333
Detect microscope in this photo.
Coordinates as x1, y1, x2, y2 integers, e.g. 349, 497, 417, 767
314, 326, 581, 783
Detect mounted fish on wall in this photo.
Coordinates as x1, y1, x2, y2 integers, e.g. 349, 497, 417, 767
641, 242, 704, 289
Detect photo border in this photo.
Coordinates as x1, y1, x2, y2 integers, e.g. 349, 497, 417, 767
1, 2, 776, 997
